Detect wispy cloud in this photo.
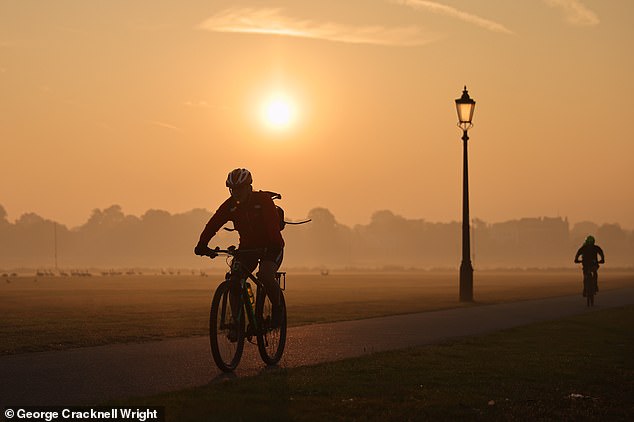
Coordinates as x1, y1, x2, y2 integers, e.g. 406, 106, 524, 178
542, 0, 599, 26
391, 0, 514, 34
183, 100, 232, 112
184, 100, 210, 108
198, 8, 437, 46
148, 120, 183, 132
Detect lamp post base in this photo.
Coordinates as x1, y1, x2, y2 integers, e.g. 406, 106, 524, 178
459, 261, 473, 302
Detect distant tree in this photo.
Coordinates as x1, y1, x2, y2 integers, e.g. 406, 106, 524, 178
16, 212, 48, 227
9, 212, 58, 267
88, 205, 125, 228
0, 204, 7, 222
308, 208, 337, 229
363, 210, 410, 264
294, 208, 352, 266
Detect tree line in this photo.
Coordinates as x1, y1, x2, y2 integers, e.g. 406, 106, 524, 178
1, 204, 632, 270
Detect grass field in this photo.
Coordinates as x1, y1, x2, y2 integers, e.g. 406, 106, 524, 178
1, 270, 633, 355
114, 305, 634, 421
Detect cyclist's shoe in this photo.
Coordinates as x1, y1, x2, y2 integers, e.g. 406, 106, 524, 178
227, 324, 239, 343
271, 305, 284, 329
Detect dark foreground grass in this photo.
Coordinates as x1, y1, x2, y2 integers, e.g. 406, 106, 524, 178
115, 306, 634, 421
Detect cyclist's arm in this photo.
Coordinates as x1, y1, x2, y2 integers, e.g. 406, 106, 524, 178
198, 201, 231, 247
597, 246, 605, 263
574, 247, 583, 263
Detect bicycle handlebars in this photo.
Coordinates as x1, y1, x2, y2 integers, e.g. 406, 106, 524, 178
202, 246, 264, 259
574, 260, 604, 265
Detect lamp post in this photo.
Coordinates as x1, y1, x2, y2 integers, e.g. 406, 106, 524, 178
455, 86, 475, 302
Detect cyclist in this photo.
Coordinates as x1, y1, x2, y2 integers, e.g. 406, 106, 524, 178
194, 168, 285, 330
574, 235, 605, 296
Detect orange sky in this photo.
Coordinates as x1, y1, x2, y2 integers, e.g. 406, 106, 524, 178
1, 1, 633, 229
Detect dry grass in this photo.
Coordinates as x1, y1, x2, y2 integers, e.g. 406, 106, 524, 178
1, 270, 633, 354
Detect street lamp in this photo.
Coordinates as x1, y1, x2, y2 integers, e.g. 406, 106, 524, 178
455, 86, 475, 302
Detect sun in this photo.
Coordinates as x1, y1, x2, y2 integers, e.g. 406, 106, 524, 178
261, 94, 296, 130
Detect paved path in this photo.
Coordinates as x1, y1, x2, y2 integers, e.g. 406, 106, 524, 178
2, 288, 633, 406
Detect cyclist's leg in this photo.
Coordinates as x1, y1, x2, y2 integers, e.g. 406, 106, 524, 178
228, 256, 258, 330
257, 248, 284, 321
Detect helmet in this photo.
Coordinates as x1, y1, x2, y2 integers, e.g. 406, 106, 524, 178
585, 235, 595, 245
226, 168, 252, 188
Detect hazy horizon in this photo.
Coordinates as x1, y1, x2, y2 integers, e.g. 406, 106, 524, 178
1, 201, 632, 231
2, 202, 633, 270
2, 1, 633, 230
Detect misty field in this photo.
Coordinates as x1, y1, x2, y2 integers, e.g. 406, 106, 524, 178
2, 270, 633, 355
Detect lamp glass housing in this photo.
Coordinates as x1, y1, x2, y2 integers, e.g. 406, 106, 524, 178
455, 87, 476, 127
456, 102, 475, 124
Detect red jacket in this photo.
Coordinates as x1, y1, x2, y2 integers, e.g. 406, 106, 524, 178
198, 191, 284, 249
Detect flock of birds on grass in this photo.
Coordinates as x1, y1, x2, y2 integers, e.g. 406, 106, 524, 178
3, 268, 334, 283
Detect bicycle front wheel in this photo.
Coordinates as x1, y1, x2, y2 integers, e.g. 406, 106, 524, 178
256, 289, 287, 365
210, 281, 245, 372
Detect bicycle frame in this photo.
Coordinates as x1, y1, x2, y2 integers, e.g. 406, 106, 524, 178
212, 247, 282, 336
221, 257, 264, 336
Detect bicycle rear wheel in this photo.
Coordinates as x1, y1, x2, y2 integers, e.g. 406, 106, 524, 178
256, 289, 287, 365
210, 281, 245, 372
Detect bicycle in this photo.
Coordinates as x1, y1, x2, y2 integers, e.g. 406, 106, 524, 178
576, 261, 599, 307
203, 246, 287, 372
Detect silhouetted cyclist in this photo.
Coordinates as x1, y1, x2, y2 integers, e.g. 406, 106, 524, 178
194, 168, 285, 329
574, 235, 605, 296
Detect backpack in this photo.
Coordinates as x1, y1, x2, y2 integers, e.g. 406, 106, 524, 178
261, 191, 312, 231
223, 191, 310, 233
